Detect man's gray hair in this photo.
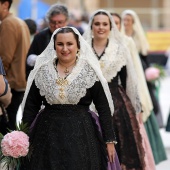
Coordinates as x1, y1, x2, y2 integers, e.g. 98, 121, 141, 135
46, 4, 69, 22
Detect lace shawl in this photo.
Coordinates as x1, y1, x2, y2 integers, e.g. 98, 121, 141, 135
124, 36, 153, 122
34, 59, 98, 105
83, 9, 141, 114
21, 27, 114, 115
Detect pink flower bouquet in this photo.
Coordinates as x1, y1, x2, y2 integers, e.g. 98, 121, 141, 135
1, 131, 29, 158
145, 67, 160, 81
0, 123, 30, 169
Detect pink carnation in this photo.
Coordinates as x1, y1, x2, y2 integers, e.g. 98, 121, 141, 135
145, 67, 160, 81
1, 131, 29, 158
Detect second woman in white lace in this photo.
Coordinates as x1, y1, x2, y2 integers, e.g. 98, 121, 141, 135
84, 9, 146, 170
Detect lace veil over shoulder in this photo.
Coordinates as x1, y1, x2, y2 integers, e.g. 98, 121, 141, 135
83, 9, 141, 114
21, 27, 114, 115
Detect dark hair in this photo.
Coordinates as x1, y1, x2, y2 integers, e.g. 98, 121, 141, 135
110, 12, 122, 24
53, 27, 80, 50
46, 4, 69, 22
0, 0, 12, 9
91, 11, 112, 30
24, 19, 37, 35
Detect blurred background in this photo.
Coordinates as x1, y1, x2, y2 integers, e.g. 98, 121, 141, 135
11, 0, 170, 64
12, 0, 170, 29
10, 0, 170, 169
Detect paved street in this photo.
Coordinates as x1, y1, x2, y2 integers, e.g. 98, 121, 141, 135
156, 76, 170, 170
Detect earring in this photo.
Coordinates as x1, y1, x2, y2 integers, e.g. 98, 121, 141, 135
76, 50, 80, 58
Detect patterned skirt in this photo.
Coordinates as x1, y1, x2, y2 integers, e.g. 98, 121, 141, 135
110, 85, 145, 170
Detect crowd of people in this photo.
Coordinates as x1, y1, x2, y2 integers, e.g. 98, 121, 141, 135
0, 0, 169, 169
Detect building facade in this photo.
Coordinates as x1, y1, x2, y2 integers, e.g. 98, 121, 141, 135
12, 0, 170, 29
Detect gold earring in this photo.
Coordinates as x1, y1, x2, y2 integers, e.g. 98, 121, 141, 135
76, 50, 80, 57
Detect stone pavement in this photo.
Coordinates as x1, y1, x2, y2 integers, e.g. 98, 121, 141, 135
156, 76, 170, 170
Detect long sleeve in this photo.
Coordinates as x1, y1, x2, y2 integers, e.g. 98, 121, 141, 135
119, 66, 127, 90
26, 37, 40, 79
0, 58, 6, 76
0, 58, 7, 96
26, 29, 51, 79
0, 84, 12, 108
90, 81, 115, 142
127, 37, 153, 121
22, 81, 44, 126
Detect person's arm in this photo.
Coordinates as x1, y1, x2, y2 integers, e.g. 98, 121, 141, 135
0, 84, 12, 108
22, 81, 43, 127
90, 81, 115, 141
90, 81, 116, 162
0, 75, 6, 96
26, 32, 48, 79
0, 58, 7, 96
0, 77, 8, 98
26, 36, 40, 79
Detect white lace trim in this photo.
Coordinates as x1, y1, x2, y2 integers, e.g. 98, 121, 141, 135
83, 10, 141, 114
89, 40, 127, 82
21, 27, 114, 115
34, 59, 99, 105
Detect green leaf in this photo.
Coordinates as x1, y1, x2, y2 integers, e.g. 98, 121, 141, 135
17, 122, 29, 134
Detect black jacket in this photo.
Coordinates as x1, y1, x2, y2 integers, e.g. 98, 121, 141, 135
26, 28, 52, 79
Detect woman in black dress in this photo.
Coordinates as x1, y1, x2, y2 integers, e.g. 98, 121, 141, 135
84, 9, 146, 170
21, 27, 121, 170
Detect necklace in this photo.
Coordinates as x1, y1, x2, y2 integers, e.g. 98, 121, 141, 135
56, 77, 68, 99
92, 39, 109, 60
58, 60, 76, 76
53, 59, 69, 99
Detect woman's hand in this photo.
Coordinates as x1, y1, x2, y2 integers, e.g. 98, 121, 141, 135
107, 143, 115, 162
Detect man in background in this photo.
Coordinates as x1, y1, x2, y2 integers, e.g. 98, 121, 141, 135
0, 0, 30, 131
26, 4, 69, 79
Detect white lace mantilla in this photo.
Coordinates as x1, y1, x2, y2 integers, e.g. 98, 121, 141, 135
84, 11, 141, 114
99, 41, 126, 82
88, 39, 127, 82
99, 40, 141, 113
34, 59, 99, 105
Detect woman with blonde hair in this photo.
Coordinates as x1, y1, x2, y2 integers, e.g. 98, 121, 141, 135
21, 27, 121, 170
84, 9, 149, 170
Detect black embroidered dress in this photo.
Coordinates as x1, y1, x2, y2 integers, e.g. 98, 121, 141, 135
22, 59, 115, 170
